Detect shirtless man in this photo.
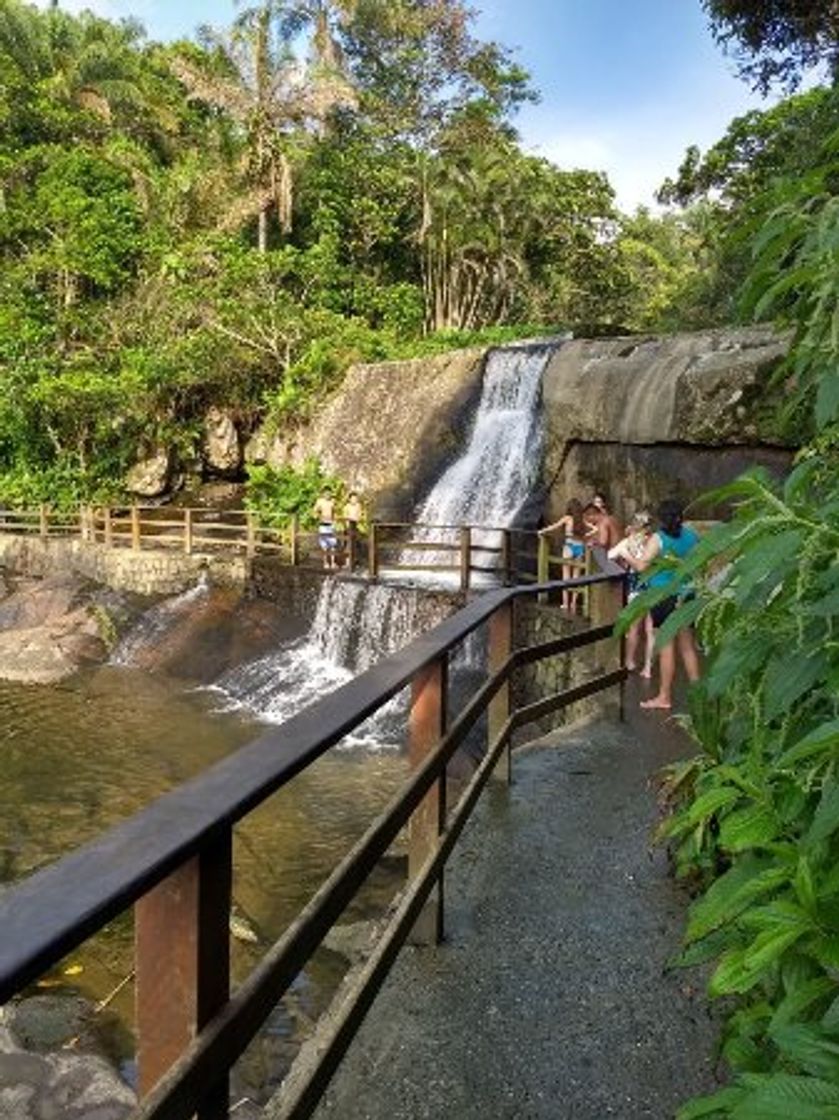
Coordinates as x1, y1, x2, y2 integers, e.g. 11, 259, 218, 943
585, 493, 623, 564
313, 489, 339, 571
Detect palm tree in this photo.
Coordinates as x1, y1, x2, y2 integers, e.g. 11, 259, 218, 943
170, 0, 355, 251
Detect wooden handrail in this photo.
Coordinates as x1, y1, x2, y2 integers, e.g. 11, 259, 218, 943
0, 570, 626, 1120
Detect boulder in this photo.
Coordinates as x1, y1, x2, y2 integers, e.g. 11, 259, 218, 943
0, 576, 106, 683
0, 1005, 134, 1120
125, 447, 173, 498
203, 407, 241, 476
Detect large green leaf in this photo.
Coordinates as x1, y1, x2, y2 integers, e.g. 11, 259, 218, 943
764, 651, 829, 722
805, 781, 839, 847
778, 722, 839, 768
687, 857, 791, 944
730, 1073, 839, 1120
677, 1086, 747, 1119
719, 804, 779, 853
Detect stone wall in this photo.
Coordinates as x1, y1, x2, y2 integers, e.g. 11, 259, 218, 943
0, 537, 247, 596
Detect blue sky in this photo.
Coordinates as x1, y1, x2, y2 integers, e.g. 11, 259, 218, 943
55, 0, 777, 211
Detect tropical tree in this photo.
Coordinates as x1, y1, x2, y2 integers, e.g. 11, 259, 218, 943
704, 0, 839, 90
170, 0, 355, 250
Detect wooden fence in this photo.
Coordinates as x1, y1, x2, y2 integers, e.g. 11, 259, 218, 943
0, 506, 594, 593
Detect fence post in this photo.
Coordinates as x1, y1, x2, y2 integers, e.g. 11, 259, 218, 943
289, 515, 299, 567
104, 507, 113, 549
39, 504, 48, 539
459, 526, 471, 593
131, 505, 141, 552
135, 831, 232, 1119
78, 505, 86, 542
501, 529, 512, 586
537, 533, 550, 603
488, 598, 514, 784
184, 508, 193, 556
408, 654, 448, 945
368, 521, 379, 580
245, 511, 256, 559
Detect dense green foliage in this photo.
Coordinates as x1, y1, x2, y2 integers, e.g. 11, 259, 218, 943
704, 0, 839, 91
630, 80, 839, 1120
244, 458, 344, 529
1, 0, 831, 503
0, 0, 710, 506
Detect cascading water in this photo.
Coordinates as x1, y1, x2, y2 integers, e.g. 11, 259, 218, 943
211, 579, 441, 744
110, 575, 210, 667
210, 341, 556, 735
398, 344, 551, 580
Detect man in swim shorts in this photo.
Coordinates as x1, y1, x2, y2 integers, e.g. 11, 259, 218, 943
313, 489, 339, 571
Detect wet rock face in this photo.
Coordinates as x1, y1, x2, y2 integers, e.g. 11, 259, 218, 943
204, 407, 242, 477
543, 326, 794, 523
0, 575, 107, 683
543, 326, 791, 448
125, 447, 172, 498
247, 347, 488, 517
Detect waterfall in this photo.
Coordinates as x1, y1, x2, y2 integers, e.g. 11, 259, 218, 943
210, 580, 449, 743
211, 341, 555, 735
398, 344, 550, 579
110, 575, 210, 667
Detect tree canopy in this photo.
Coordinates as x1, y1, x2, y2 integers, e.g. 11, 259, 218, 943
704, 0, 839, 90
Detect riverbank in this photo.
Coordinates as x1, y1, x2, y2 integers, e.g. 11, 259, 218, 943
274, 707, 721, 1119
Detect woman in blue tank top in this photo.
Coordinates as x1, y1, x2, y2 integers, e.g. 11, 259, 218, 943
624, 498, 701, 710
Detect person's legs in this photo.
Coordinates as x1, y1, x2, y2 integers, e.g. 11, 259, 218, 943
641, 613, 655, 678
641, 639, 676, 708
626, 617, 641, 670
562, 560, 573, 611
677, 627, 701, 682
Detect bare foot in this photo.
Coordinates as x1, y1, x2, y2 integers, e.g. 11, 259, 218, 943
626, 661, 638, 672
641, 696, 672, 710
640, 667, 652, 680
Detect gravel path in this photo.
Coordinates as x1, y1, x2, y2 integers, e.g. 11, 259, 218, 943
277, 710, 722, 1120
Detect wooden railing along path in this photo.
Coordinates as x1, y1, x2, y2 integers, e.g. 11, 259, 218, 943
0, 505, 590, 592
0, 570, 626, 1120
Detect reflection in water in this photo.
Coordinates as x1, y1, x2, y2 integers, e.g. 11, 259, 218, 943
0, 664, 409, 1103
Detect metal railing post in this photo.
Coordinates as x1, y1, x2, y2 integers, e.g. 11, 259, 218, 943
459, 526, 471, 593
103, 506, 113, 549
135, 831, 232, 1120
501, 528, 512, 586
183, 508, 193, 556
290, 515, 299, 567
488, 599, 513, 783
537, 533, 550, 603
131, 505, 141, 552
408, 654, 448, 945
368, 521, 379, 580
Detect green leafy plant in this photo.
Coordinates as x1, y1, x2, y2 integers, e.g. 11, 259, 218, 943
244, 458, 344, 530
